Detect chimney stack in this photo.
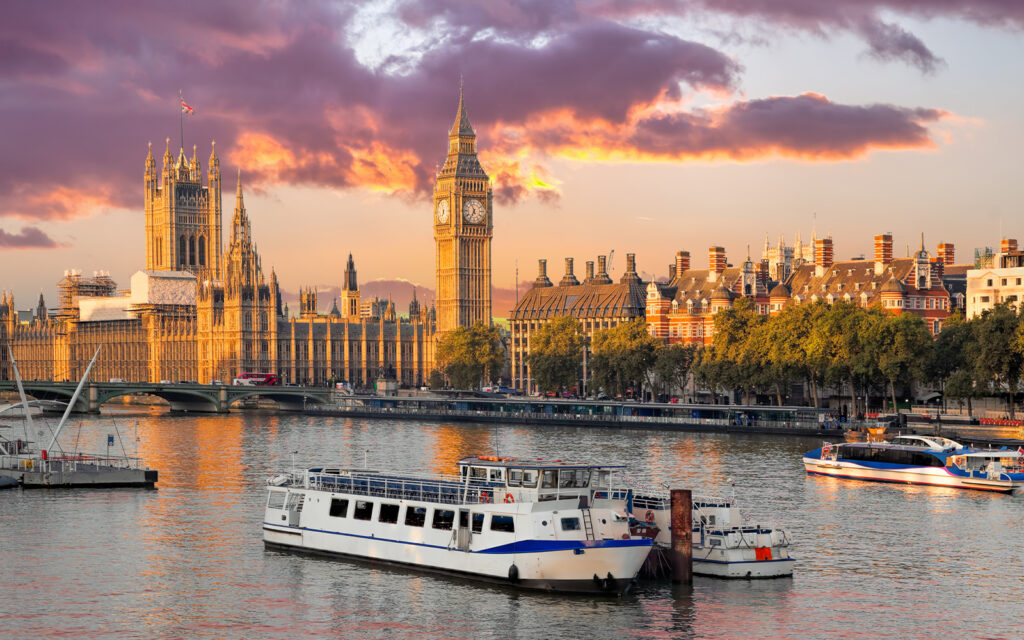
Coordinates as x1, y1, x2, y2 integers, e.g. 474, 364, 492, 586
937, 242, 954, 266
595, 255, 612, 284
708, 246, 726, 281
585, 260, 594, 283
668, 264, 676, 280
675, 250, 690, 276
1001, 238, 1018, 253
815, 237, 834, 269
560, 257, 579, 286
534, 259, 552, 288
620, 253, 641, 284
874, 233, 893, 266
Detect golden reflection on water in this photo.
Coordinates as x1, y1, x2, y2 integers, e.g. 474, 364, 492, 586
427, 423, 493, 475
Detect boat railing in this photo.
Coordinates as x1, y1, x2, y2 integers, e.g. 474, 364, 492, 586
1, 453, 146, 473
304, 471, 501, 506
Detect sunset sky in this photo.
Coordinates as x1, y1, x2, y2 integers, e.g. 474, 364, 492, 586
2, 1, 1023, 316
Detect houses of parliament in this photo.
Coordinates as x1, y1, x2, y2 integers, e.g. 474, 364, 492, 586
0, 92, 494, 387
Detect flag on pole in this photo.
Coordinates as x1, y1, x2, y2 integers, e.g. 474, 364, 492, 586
181, 98, 194, 115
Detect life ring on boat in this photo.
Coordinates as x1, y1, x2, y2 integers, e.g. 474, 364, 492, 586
644, 510, 655, 524
504, 493, 515, 504
480, 491, 491, 503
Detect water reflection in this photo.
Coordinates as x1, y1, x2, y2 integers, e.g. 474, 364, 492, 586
2, 413, 1023, 639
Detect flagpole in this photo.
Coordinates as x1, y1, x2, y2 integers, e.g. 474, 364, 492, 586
179, 89, 184, 151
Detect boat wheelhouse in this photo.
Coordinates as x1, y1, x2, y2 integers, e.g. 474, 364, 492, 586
804, 435, 1024, 493
262, 456, 653, 595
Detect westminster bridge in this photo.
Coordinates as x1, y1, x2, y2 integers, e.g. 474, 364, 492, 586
0, 380, 334, 414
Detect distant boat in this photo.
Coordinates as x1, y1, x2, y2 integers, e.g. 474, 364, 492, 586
804, 435, 1024, 494
0, 347, 158, 488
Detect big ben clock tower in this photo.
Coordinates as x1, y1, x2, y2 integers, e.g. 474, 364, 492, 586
433, 86, 493, 334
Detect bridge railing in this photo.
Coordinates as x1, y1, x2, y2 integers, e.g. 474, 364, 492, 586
307, 404, 838, 431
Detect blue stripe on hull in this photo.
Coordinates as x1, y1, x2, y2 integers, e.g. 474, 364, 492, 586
263, 523, 652, 553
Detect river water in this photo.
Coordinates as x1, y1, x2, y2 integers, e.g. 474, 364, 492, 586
1, 411, 1022, 639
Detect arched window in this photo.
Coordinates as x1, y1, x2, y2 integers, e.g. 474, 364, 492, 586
744, 284, 752, 296
198, 236, 206, 266
179, 236, 186, 267
189, 236, 196, 266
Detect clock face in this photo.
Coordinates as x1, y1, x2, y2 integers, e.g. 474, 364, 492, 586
435, 199, 450, 224
462, 198, 485, 224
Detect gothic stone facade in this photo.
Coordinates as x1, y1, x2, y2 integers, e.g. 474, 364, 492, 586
2, 124, 445, 386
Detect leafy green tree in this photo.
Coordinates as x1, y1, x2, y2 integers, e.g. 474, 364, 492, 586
528, 316, 584, 393
758, 303, 818, 406
972, 302, 1023, 418
428, 370, 445, 390
436, 323, 506, 390
945, 368, 976, 416
589, 320, 660, 398
692, 346, 731, 404
711, 297, 765, 404
870, 311, 933, 413
925, 311, 973, 412
653, 343, 697, 399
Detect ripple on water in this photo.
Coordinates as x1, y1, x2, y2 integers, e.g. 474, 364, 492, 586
1, 413, 1023, 639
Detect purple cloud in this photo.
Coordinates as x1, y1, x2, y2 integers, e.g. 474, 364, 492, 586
0, 226, 63, 249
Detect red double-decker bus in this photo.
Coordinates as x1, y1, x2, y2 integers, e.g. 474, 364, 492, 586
232, 372, 281, 386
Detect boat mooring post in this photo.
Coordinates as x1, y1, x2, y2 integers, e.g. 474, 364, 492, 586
670, 488, 692, 584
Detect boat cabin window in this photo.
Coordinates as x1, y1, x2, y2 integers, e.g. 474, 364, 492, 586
432, 509, 455, 530
507, 469, 523, 487
522, 469, 538, 488
560, 517, 581, 531
490, 515, 515, 533
489, 468, 504, 482
470, 467, 488, 480
405, 506, 427, 527
353, 500, 374, 521
378, 503, 400, 524
558, 469, 590, 488
329, 498, 349, 518
472, 513, 484, 533
593, 470, 611, 488
541, 470, 556, 489
267, 491, 287, 509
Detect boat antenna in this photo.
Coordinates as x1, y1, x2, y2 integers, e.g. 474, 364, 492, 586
46, 345, 101, 453
8, 344, 35, 445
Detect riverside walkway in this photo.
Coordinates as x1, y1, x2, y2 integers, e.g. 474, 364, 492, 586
307, 395, 846, 436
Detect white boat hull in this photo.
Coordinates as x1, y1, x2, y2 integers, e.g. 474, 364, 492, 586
264, 489, 651, 594
803, 457, 1021, 493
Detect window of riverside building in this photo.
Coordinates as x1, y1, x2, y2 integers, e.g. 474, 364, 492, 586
353, 500, 374, 521
561, 517, 581, 531
432, 509, 455, 530
490, 515, 515, 533
329, 498, 349, 518
404, 506, 426, 527
987, 279, 993, 286
378, 503, 400, 524
472, 513, 485, 533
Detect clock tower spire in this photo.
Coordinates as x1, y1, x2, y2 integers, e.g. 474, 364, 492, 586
433, 83, 493, 334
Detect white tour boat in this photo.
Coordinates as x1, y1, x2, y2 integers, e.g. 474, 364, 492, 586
630, 494, 795, 578
262, 456, 653, 595
804, 434, 1024, 494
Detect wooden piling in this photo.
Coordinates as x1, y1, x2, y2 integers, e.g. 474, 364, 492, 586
670, 488, 692, 584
